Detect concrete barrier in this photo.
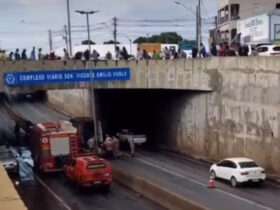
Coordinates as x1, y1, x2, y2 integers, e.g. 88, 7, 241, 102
0, 166, 27, 210
113, 166, 209, 210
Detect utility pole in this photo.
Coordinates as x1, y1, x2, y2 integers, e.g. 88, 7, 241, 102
66, 0, 73, 56
86, 13, 91, 52
48, 29, 53, 53
64, 25, 69, 52
197, 0, 202, 55
113, 17, 117, 54
76, 10, 99, 150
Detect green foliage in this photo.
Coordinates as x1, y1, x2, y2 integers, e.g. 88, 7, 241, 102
103, 40, 121, 44
81, 40, 96, 45
133, 32, 183, 44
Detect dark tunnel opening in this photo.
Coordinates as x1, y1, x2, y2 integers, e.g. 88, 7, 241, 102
96, 89, 206, 151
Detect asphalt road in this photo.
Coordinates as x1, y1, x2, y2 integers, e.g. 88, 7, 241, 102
2, 101, 165, 210
14, 174, 165, 210
0, 102, 16, 145
4, 100, 280, 210
9, 101, 69, 123
113, 150, 280, 210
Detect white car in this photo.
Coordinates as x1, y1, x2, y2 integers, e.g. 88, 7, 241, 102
256, 45, 280, 56
210, 158, 266, 187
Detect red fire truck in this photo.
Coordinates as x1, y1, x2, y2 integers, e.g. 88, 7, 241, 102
28, 121, 80, 173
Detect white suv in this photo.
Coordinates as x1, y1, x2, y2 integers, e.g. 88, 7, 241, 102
210, 158, 266, 187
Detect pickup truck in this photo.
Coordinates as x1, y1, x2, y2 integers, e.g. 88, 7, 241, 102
118, 130, 147, 145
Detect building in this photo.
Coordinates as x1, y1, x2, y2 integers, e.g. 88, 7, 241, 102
237, 10, 280, 45
215, 0, 280, 44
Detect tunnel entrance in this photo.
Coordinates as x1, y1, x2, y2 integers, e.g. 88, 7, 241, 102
96, 89, 208, 151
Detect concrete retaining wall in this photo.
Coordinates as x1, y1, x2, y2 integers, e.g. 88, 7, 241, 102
173, 57, 280, 174
47, 89, 90, 117
44, 57, 280, 174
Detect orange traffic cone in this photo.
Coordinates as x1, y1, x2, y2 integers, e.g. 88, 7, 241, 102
208, 177, 216, 189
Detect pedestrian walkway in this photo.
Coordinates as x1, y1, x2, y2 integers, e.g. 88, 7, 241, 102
0, 166, 27, 210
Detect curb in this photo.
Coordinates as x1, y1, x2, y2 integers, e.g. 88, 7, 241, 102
0, 166, 27, 210
113, 167, 209, 210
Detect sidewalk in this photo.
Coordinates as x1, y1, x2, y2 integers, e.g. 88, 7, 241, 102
0, 166, 27, 210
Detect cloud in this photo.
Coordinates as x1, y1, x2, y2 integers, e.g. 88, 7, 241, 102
0, 0, 217, 50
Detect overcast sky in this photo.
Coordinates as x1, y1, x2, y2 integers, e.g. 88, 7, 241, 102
0, 0, 217, 52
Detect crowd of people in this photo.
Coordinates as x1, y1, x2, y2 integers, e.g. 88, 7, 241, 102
209, 42, 250, 57
0, 47, 45, 61
87, 133, 135, 159
0, 42, 251, 63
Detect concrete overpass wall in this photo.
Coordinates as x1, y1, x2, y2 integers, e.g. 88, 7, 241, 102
5, 57, 280, 174
168, 57, 280, 174
0, 60, 212, 92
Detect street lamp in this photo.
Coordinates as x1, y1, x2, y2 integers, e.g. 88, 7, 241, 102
75, 10, 99, 53
66, 0, 73, 56
76, 9, 99, 151
174, 0, 201, 54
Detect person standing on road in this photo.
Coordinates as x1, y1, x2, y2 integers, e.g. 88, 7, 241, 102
121, 47, 129, 60
63, 48, 70, 60
8, 52, 14, 61
103, 134, 114, 158
127, 136, 135, 157
30, 47, 36, 60
38, 48, 43, 60
105, 51, 112, 60
92, 49, 100, 61
112, 136, 120, 158
87, 136, 95, 151
15, 49, 20, 60
21, 49, 27, 60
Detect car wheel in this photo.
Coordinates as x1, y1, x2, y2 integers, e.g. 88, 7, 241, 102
230, 177, 238, 188
256, 180, 264, 187
102, 184, 111, 193
210, 170, 216, 180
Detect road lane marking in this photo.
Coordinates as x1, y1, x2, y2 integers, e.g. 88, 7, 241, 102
137, 157, 274, 210
36, 176, 72, 210
140, 151, 280, 190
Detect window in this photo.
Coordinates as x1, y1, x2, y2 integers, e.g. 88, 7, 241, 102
274, 24, 280, 40
228, 161, 237, 169
231, 4, 240, 20
257, 47, 268, 53
273, 46, 280, 51
218, 160, 237, 168
231, 29, 237, 40
276, 3, 280, 9
239, 161, 258, 168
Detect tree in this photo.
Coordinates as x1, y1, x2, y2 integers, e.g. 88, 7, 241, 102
81, 40, 96, 45
133, 32, 183, 44
103, 40, 120, 45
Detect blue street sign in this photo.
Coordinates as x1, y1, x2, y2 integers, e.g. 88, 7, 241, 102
4, 68, 131, 87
